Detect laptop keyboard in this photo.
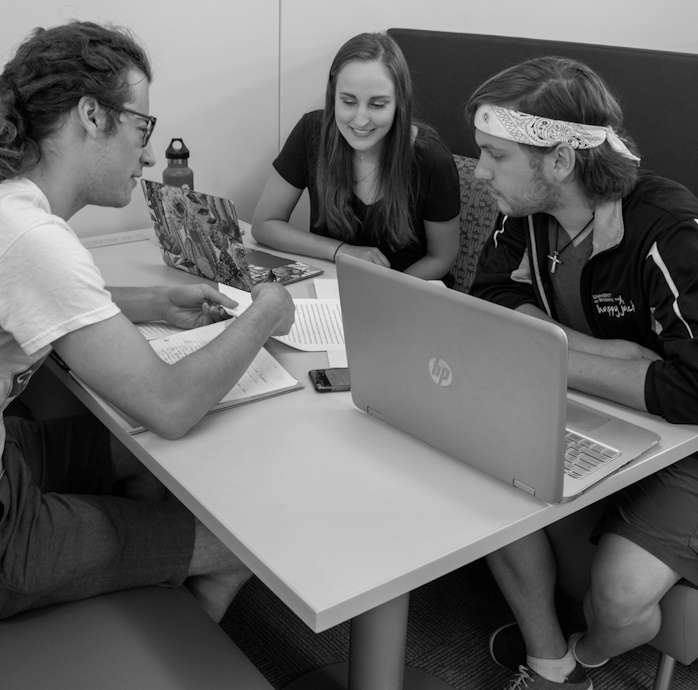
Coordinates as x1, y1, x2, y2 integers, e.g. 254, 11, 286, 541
564, 430, 620, 479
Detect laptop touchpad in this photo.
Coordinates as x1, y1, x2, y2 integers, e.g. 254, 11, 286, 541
566, 402, 611, 433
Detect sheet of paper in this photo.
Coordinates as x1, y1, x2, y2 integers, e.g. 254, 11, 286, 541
314, 278, 340, 300
147, 320, 299, 404
217, 285, 253, 316
314, 280, 346, 364
148, 320, 230, 363
327, 350, 348, 368
275, 300, 345, 351
136, 321, 187, 341
218, 283, 347, 352
222, 348, 300, 403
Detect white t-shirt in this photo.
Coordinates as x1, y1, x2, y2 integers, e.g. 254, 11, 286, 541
0, 178, 120, 460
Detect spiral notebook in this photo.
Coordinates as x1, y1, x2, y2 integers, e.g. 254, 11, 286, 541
141, 180, 323, 291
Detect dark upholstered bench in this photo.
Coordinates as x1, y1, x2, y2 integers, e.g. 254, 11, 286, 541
388, 28, 698, 195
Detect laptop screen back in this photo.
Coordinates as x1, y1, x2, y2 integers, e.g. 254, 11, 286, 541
337, 255, 569, 503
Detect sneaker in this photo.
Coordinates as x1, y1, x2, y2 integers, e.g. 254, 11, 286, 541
503, 664, 592, 690
490, 622, 527, 670
490, 622, 586, 671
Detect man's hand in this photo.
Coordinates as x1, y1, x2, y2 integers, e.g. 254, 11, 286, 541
249, 282, 295, 336
161, 284, 238, 329
515, 304, 664, 363
515, 302, 660, 410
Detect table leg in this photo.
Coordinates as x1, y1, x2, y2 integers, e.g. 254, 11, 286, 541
283, 593, 454, 690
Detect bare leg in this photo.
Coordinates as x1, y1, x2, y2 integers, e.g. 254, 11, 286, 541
110, 433, 251, 621
575, 534, 680, 665
487, 529, 567, 659
186, 519, 252, 622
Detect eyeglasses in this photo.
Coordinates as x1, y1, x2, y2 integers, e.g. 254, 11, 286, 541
119, 106, 157, 147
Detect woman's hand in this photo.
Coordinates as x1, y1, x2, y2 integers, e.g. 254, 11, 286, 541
335, 243, 390, 267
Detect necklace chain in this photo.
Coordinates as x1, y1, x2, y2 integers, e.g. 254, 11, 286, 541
354, 165, 380, 184
547, 214, 594, 274
353, 155, 380, 185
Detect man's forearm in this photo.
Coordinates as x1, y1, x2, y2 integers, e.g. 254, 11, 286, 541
567, 350, 650, 412
515, 303, 652, 411
108, 286, 168, 323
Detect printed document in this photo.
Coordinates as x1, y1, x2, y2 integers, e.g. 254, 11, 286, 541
218, 284, 345, 351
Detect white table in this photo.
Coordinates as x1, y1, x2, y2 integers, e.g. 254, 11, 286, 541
50, 228, 698, 690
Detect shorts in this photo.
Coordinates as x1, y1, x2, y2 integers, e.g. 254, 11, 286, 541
592, 454, 698, 587
0, 415, 195, 619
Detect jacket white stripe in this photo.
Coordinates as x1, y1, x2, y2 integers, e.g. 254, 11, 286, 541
647, 241, 694, 338
528, 218, 553, 317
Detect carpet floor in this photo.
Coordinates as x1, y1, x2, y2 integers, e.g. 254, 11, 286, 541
221, 558, 698, 690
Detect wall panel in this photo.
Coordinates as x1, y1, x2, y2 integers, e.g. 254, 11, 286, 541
0, 1, 279, 235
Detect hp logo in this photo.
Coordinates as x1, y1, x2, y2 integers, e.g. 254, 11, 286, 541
428, 357, 453, 387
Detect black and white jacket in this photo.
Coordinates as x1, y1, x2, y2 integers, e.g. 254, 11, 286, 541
471, 170, 698, 424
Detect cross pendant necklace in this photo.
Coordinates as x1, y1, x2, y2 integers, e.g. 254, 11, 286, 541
548, 250, 563, 274
547, 214, 594, 274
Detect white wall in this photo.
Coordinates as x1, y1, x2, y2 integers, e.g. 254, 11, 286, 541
0, 0, 279, 237
2, 0, 696, 236
280, 0, 698, 142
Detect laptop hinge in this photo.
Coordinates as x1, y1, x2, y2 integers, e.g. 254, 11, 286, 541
513, 479, 535, 496
366, 407, 385, 421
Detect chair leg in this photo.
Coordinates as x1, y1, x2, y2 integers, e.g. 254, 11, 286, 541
653, 652, 677, 690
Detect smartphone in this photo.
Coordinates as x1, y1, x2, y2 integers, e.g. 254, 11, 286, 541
308, 367, 351, 392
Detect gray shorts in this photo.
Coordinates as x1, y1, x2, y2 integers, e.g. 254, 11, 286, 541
0, 415, 195, 619
592, 454, 698, 587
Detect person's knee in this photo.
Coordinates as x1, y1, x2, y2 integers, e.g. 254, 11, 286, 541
586, 534, 677, 630
586, 572, 645, 630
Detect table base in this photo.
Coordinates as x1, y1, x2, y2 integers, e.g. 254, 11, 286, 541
284, 663, 454, 690
283, 594, 453, 690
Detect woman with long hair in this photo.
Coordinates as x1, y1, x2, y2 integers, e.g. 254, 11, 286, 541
252, 32, 460, 284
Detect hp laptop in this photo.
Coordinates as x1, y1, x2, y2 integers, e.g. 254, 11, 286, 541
141, 180, 322, 291
336, 255, 660, 504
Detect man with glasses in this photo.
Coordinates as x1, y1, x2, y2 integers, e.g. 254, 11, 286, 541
119, 107, 158, 148
0, 20, 294, 621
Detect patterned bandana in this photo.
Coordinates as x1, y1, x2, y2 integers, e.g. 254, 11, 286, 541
474, 104, 640, 163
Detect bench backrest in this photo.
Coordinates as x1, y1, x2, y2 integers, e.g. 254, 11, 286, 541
388, 28, 698, 195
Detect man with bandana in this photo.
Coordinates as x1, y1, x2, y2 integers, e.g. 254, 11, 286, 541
467, 56, 698, 690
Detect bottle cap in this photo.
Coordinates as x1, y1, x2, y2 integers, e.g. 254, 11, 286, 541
165, 138, 190, 160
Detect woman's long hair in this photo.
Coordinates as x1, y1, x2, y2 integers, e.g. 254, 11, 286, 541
315, 32, 429, 250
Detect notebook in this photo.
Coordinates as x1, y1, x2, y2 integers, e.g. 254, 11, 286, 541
141, 180, 323, 290
336, 255, 660, 504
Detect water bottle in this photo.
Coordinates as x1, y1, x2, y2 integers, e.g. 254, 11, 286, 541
163, 138, 194, 190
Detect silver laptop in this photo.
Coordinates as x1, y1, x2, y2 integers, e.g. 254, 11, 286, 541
337, 255, 660, 503
141, 180, 323, 291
